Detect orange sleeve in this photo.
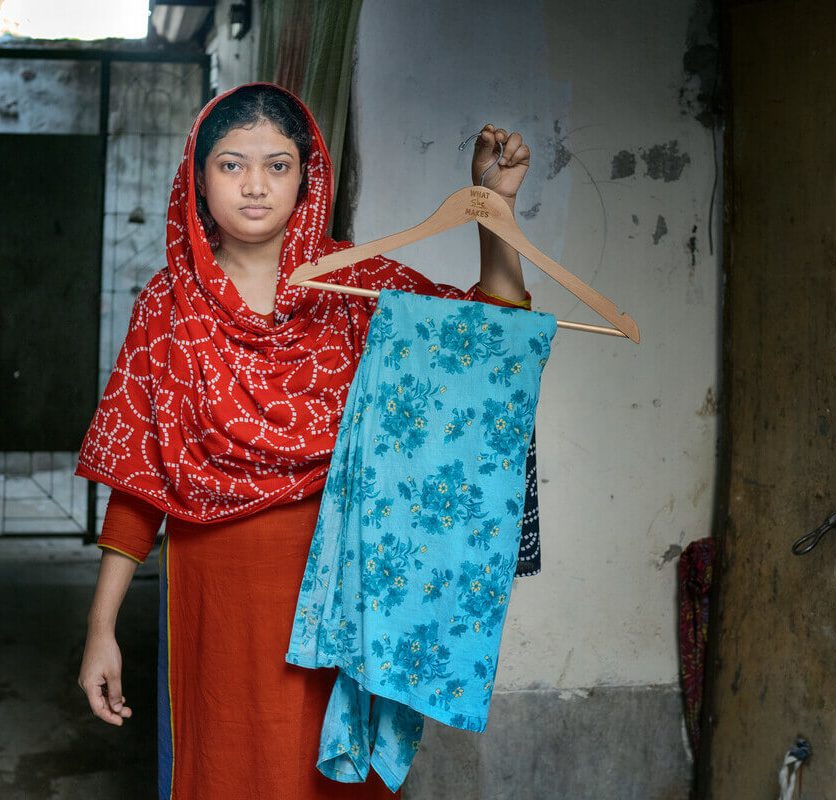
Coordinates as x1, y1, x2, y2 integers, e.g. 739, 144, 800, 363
98, 489, 165, 564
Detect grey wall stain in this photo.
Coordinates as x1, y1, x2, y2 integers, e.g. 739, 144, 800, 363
687, 223, 698, 271
520, 202, 541, 220
1, 59, 100, 134
632, 214, 639, 225
416, 137, 435, 154
658, 543, 683, 568
546, 119, 572, 179
407, 686, 692, 799
0, 97, 19, 120
680, 0, 722, 128
640, 141, 691, 182
611, 150, 636, 179
697, 386, 718, 417
653, 215, 669, 245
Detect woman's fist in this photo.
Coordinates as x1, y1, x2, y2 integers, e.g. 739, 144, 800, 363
470, 124, 531, 199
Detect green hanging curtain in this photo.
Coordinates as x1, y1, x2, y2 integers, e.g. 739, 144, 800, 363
258, 0, 363, 225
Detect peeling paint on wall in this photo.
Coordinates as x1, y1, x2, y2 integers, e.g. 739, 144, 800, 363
696, 387, 717, 417
657, 543, 683, 568
520, 202, 541, 219
640, 141, 691, 182
679, 0, 721, 128
546, 119, 572, 179
653, 215, 669, 245
611, 149, 636, 179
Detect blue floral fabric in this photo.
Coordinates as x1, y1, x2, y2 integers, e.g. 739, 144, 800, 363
286, 289, 556, 792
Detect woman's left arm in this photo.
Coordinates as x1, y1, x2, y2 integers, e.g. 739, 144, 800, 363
471, 124, 530, 304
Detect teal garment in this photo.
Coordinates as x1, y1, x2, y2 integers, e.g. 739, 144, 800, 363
286, 289, 556, 791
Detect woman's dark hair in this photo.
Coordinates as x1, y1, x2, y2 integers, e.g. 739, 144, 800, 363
194, 85, 313, 241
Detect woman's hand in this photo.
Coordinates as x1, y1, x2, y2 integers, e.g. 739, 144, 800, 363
471, 124, 531, 200
78, 549, 139, 726
78, 630, 133, 725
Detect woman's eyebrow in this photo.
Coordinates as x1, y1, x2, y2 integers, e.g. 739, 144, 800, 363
214, 150, 294, 160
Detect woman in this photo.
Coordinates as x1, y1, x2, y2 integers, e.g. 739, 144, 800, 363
77, 82, 531, 799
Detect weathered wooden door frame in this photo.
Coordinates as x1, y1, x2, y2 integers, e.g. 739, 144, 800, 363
697, 1, 836, 795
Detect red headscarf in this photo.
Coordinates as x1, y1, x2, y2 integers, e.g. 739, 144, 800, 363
75, 82, 492, 522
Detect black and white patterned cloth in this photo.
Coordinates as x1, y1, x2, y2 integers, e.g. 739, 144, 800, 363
515, 427, 541, 577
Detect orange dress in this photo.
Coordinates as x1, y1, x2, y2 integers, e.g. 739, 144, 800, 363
100, 490, 397, 799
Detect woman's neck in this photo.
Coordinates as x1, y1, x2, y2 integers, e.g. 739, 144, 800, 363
215, 231, 285, 279
215, 233, 286, 316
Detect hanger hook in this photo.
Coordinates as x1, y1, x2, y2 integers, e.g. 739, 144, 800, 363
459, 131, 505, 186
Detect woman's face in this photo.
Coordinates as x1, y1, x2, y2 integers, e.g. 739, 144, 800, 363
198, 120, 305, 250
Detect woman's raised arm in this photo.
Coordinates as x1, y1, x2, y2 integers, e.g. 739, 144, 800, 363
471, 124, 529, 303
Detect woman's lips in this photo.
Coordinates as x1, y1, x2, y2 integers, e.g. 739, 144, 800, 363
240, 205, 271, 219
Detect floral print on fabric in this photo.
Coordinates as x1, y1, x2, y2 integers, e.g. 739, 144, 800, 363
286, 289, 557, 792
415, 302, 507, 373
373, 375, 443, 458
397, 460, 486, 536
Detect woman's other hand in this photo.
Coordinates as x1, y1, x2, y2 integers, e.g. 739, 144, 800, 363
78, 631, 133, 725
78, 549, 139, 725
471, 124, 531, 200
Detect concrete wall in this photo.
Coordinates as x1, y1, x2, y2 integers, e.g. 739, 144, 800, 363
0, 57, 99, 133
205, 0, 260, 94
350, 1, 720, 795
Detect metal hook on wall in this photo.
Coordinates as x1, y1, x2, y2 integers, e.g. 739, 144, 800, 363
459, 131, 505, 186
792, 509, 836, 555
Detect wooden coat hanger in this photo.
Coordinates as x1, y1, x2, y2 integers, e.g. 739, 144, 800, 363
288, 135, 640, 343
